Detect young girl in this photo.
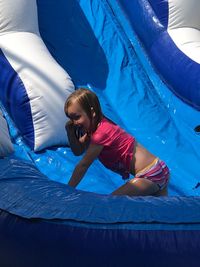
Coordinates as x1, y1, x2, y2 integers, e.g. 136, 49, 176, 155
64, 88, 169, 196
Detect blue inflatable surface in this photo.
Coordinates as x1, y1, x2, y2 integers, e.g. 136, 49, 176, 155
1, 0, 200, 266
30, 0, 200, 196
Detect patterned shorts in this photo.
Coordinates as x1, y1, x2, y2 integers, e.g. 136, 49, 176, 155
133, 158, 169, 190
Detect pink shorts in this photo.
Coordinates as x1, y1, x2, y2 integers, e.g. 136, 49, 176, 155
134, 158, 169, 190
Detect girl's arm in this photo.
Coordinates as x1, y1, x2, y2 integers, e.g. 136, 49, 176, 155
65, 121, 89, 156
68, 143, 103, 187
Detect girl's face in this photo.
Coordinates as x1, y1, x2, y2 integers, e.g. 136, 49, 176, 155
67, 101, 93, 133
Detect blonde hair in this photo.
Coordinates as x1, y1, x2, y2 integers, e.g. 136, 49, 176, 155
64, 88, 103, 129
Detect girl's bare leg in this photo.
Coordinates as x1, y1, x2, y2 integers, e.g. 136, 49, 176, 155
112, 178, 167, 197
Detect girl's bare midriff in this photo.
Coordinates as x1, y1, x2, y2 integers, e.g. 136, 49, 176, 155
130, 142, 156, 175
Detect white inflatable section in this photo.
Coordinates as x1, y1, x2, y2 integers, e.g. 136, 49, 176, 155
0, 110, 13, 157
168, 0, 200, 63
0, 0, 75, 151
0, 0, 39, 35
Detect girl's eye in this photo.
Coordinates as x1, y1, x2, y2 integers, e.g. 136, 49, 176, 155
71, 115, 81, 121
74, 115, 81, 121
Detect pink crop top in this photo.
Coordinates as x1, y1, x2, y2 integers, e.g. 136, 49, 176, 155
90, 117, 135, 179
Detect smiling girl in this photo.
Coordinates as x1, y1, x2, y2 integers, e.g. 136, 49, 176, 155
64, 88, 169, 196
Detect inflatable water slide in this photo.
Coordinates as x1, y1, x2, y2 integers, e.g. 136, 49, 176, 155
0, 0, 200, 266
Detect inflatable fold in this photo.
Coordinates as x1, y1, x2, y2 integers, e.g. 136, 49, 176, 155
118, 0, 200, 110
0, 0, 74, 151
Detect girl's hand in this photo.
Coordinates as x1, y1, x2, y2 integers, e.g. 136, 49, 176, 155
74, 125, 90, 144
66, 121, 86, 141
65, 121, 90, 155
79, 132, 89, 143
